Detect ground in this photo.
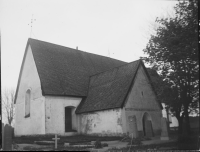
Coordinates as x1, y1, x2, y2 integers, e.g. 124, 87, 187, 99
12, 129, 199, 151
13, 134, 123, 145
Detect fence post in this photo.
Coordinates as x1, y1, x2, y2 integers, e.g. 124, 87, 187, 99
2, 123, 4, 150
3, 124, 13, 151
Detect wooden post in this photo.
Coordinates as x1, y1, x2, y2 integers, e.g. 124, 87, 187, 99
52, 134, 60, 150
3, 124, 12, 150
2, 123, 4, 150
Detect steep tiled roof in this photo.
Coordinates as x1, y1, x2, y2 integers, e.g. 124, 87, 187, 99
15, 38, 162, 112
76, 60, 141, 113
29, 38, 126, 96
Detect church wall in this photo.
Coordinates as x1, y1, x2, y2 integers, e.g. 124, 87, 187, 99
14, 45, 45, 136
124, 65, 162, 137
45, 96, 82, 135
77, 108, 123, 136
15, 97, 45, 136
124, 110, 162, 136
121, 107, 128, 134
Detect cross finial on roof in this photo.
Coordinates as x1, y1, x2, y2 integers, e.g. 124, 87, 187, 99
28, 14, 36, 38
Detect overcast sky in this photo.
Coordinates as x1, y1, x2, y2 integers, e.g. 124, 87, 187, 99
1, 0, 178, 90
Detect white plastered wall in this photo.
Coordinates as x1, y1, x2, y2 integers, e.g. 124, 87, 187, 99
45, 96, 82, 135
14, 45, 45, 136
78, 108, 123, 136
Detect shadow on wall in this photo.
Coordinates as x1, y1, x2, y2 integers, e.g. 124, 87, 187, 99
85, 119, 93, 134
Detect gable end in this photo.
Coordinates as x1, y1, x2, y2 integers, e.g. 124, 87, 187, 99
120, 60, 141, 108
122, 60, 163, 109
14, 39, 43, 104
14, 40, 30, 104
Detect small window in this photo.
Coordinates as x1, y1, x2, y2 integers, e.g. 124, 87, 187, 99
25, 89, 31, 118
141, 91, 143, 96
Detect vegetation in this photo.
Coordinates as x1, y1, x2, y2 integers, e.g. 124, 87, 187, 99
2, 88, 15, 125
13, 134, 123, 145
94, 139, 102, 148
13, 129, 199, 150
142, 0, 198, 135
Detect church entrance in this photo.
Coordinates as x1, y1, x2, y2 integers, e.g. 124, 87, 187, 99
142, 112, 154, 137
65, 107, 72, 132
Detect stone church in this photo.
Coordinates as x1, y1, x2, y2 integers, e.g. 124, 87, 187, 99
14, 38, 163, 137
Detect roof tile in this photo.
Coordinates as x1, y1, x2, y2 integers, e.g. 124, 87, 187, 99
76, 60, 140, 113
25, 38, 161, 113
29, 38, 126, 96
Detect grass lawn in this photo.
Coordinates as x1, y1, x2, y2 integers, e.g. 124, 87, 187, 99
107, 129, 199, 151
13, 129, 199, 151
106, 138, 199, 151
21, 145, 91, 151
13, 134, 124, 145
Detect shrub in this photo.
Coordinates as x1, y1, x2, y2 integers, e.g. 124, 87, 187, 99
94, 139, 102, 148
128, 138, 142, 146
178, 135, 190, 143
102, 143, 108, 147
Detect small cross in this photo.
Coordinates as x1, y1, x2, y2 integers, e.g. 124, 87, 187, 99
28, 14, 36, 38
52, 134, 60, 150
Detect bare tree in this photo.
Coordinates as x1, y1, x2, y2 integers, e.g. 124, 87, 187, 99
2, 88, 15, 125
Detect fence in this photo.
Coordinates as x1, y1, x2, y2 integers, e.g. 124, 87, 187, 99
2, 123, 14, 151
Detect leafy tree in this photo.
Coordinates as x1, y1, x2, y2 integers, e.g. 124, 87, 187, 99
147, 68, 174, 104
142, 0, 198, 135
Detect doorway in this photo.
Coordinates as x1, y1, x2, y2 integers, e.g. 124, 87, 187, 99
65, 107, 72, 132
142, 112, 154, 137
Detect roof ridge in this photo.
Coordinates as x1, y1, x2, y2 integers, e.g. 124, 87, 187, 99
28, 38, 126, 63
89, 59, 141, 78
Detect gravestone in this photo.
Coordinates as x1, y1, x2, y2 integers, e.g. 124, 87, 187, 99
3, 124, 13, 151
128, 115, 138, 138
160, 117, 169, 140
144, 120, 153, 137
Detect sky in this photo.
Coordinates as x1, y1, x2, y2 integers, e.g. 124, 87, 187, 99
0, 0, 178, 91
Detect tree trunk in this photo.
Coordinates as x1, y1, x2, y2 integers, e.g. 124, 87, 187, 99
184, 102, 191, 134
181, 90, 191, 135
178, 118, 183, 135
8, 117, 12, 125
176, 112, 183, 135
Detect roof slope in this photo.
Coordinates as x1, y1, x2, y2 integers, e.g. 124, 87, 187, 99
15, 38, 162, 111
76, 60, 141, 113
29, 38, 126, 96
147, 68, 172, 104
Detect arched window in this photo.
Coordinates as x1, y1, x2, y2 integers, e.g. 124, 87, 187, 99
25, 89, 31, 118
